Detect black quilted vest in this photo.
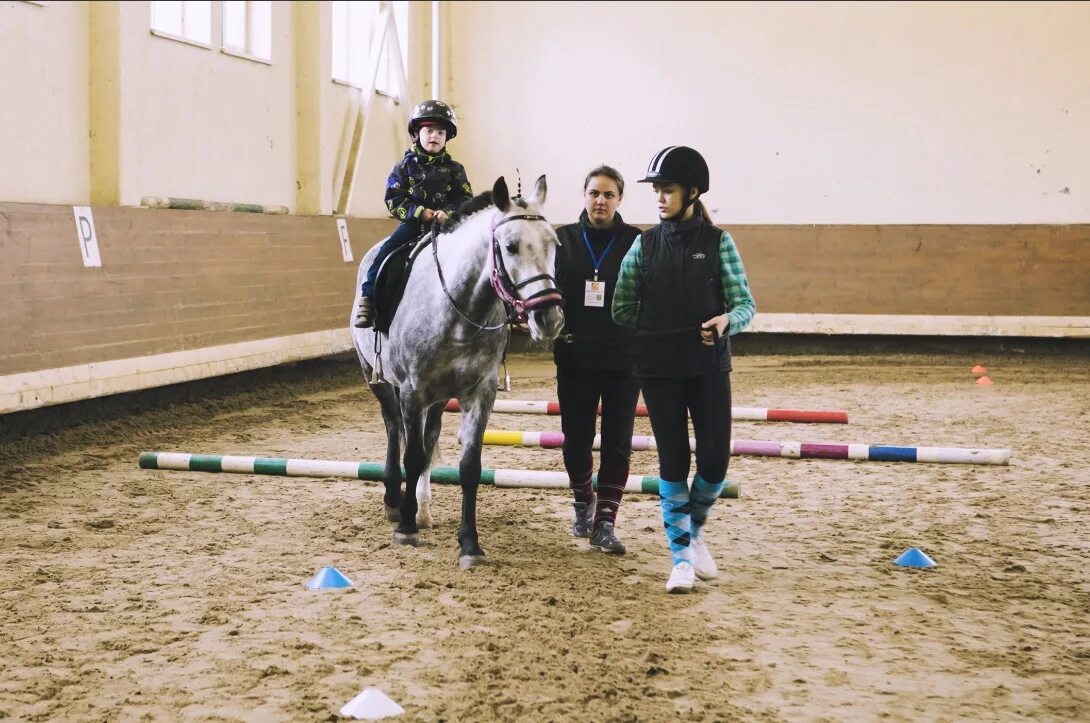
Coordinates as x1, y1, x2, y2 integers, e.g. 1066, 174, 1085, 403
553, 211, 640, 370
636, 214, 731, 377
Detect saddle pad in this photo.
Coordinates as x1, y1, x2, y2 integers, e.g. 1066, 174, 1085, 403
373, 244, 413, 335
373, 230, 435, 334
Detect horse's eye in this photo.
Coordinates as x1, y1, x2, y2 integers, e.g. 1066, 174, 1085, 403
505, 241, 517, 254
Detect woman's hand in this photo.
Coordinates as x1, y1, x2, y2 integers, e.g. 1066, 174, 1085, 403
700, 314, 728, 346
421, 208, 435, 222
434, 210, 450, 223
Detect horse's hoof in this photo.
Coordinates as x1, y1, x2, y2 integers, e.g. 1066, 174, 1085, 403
385, 505, 401, 523
416, 510, 433, 529
393, 531, 420, 547
458, 554, 486, 569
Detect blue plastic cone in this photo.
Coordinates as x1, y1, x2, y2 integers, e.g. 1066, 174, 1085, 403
894, 547, 936, 568
306, 566, 353, 589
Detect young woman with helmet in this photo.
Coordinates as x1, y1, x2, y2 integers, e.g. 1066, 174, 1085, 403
611, 145, 756, 593
354, 100, 473, 328
552, 165, 642, 554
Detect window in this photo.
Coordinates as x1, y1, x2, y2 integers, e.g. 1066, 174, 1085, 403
150, 1, 212, 46
223, 0, 272, 62
331, 1, 409, 97
378, 1, 408, 95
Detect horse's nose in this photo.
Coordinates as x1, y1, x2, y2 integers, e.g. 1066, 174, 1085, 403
530, 305, 564, 341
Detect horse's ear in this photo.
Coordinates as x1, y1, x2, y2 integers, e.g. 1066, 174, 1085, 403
533, 175, 547, 206
493, 177, 510, 213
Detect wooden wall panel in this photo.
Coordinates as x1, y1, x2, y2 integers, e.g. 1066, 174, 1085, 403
728, 225, 1090, 316
0, 203, 395, 377
2, 203, 1088, 384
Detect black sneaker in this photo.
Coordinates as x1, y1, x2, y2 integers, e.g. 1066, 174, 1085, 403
571, 501, 593, 538
590, 522, 626, 555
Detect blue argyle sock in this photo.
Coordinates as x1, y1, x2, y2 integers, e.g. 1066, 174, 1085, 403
658, 479, 692, 566
690, 474, 725, 538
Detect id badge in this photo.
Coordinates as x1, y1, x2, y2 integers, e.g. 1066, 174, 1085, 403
584, 280, 605, 307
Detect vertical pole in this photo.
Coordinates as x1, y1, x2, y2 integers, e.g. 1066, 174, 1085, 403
386, 3, 412, 131
89, 1, 121, 206
431, 1, 441, 98
294, 1, 325, 214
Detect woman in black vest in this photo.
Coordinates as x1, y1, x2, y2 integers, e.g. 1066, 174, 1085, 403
612, 146, 756, 592
553, 166, 642, 554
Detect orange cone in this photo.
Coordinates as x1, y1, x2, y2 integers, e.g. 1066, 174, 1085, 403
976, 375, 993, 386
971, 364, 987, 375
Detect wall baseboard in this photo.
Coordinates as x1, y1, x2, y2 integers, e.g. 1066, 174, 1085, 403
3, 314, 1088, 415
748, 314, 1090, 338
0, 329, 354, 415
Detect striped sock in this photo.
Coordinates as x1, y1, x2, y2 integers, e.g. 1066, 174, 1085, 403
592, 468, 627, 530
567, 457, 595, 507
658, 479, 692, 566
690, 474, 725, 537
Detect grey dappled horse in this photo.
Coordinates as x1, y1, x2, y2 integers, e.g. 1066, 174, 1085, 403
351, 176, 564, 568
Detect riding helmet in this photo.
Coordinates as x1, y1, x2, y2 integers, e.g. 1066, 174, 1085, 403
638, 146, 710, 194
408, 99, 458, 140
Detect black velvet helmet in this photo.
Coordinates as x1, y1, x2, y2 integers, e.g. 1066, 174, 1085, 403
638, 146, 710, 194
408, 99, 458, 140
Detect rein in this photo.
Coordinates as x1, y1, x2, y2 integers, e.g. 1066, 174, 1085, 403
432, 208, 563, 332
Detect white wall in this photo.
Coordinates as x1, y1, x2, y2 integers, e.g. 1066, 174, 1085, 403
0, 0, 416, 214
0, 0, 90, 204
116, 2, 297, 209
447, 1, 1090, 224
3, 1, 1087, 223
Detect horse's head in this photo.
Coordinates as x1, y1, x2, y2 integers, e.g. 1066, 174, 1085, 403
490, 175, 564, 341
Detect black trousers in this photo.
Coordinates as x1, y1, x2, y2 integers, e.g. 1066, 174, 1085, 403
556, 365, 640, 524
640, 373, 732, 483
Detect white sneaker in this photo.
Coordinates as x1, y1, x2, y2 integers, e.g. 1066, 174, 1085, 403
691, 534, 719, 581
665, 561, 695, 593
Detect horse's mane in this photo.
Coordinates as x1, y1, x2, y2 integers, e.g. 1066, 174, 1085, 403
439, 191, 494, 233
438, 189, 532, 234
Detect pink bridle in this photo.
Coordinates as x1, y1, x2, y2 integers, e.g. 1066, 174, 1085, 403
488, 212, 563, 324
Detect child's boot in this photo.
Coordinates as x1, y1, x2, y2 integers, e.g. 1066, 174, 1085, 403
353, 296, 374, 329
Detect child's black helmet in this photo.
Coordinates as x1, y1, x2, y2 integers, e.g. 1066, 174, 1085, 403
408, 100, 458, 139
638, 146, 710, 194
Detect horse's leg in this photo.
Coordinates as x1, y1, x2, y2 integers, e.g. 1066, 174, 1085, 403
455, 380, 495, 569
394, 388, 426, 546
416, 403, 444, 529
370, 381, 404, 522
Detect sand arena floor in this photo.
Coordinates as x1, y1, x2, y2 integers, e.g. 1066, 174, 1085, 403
1, 351, 1088, 721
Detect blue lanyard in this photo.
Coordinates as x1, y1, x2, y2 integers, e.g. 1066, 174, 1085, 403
582, 228, 617, 281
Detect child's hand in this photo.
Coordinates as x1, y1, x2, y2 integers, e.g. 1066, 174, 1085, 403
421, 209, 435, 222
700, 315, 728, 346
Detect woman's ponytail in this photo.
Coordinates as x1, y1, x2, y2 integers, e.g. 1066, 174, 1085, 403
694, 198, 714, 224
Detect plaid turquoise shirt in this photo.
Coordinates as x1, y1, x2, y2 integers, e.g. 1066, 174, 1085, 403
611, 231, 756, 335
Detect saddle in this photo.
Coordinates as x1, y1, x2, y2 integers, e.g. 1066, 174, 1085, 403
372, 229, 433, 334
